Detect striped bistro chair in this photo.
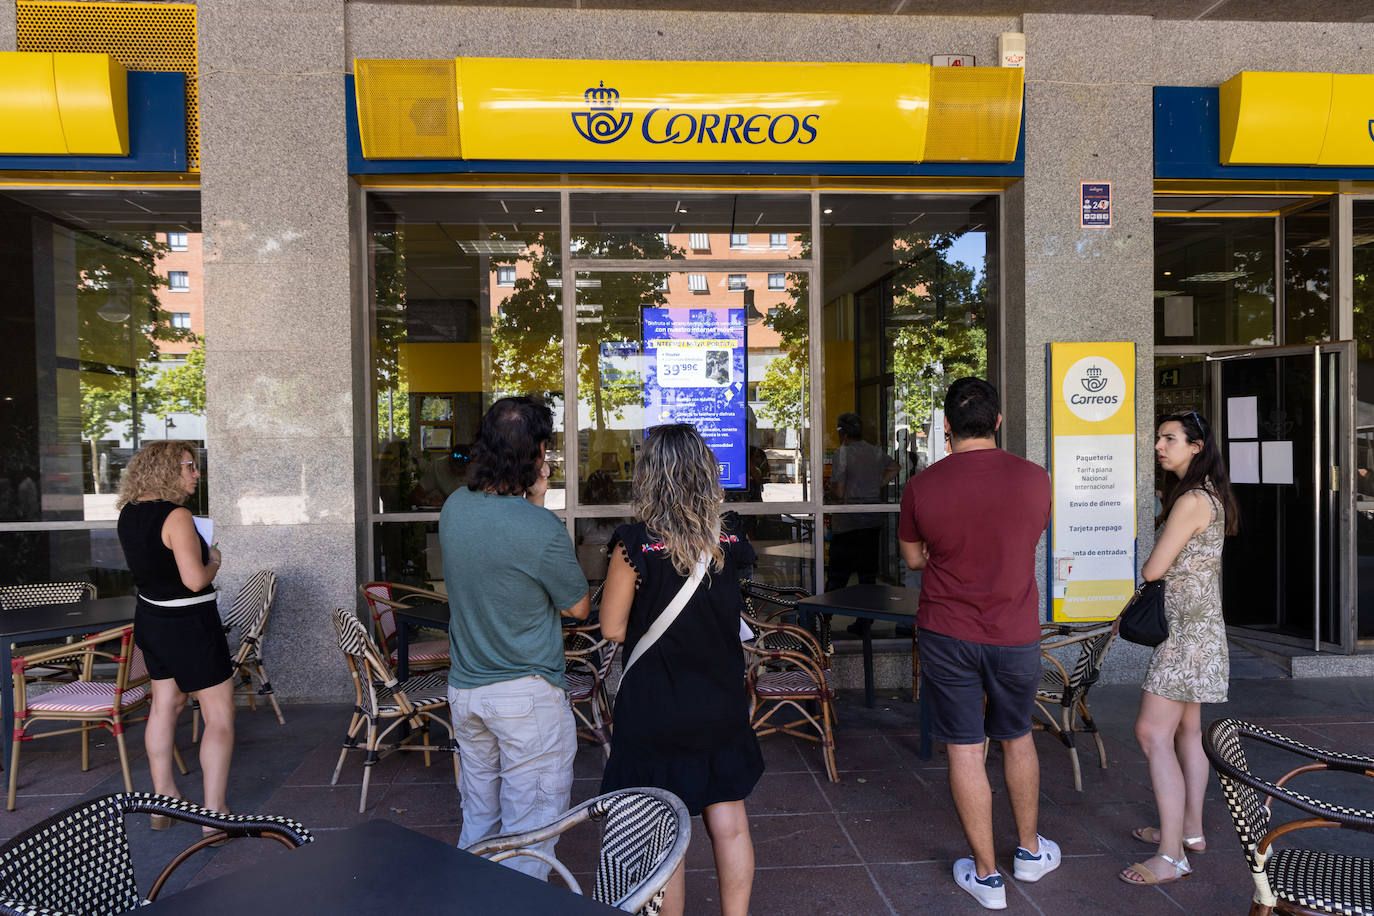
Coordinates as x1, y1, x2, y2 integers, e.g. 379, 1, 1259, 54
0, 792, 312, 915
7, 625, 187, 811
0, 581, 98, 683
564, 622, 618, 758
359, 581, 450, 675
1203, 717, 1374, 916
329, 608, 458, 812
192, 570, 285, 741
1032, 623, 1115, 792
740, 584, 838, 783
466, 787, 690, 916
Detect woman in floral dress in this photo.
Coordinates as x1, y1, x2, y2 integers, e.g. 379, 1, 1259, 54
1118, 411, 1238, 887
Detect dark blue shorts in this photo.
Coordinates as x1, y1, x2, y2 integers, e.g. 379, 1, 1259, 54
918, 628, 1040, 745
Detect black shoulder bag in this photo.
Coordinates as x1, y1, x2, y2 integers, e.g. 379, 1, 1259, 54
1117, 579, 1167, 647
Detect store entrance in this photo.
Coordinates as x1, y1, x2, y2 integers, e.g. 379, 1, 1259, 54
1208, 343, 1355, 651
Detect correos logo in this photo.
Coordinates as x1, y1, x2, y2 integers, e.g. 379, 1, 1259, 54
1063, 357, 1126, 422
571, 80, 819, 147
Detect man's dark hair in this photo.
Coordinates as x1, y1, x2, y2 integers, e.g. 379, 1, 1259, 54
944, 377, 1000, 441
467, 396, 553, 494
837, 412, 863, 440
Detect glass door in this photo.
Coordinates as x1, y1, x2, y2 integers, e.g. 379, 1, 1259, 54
1208, 342, 1355, 651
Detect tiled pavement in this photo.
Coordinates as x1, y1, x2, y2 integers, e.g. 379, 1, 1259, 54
2, 671, 1372, 915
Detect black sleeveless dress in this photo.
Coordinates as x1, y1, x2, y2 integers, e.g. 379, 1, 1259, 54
117, 500, 232, 693
599, 514, 764, 816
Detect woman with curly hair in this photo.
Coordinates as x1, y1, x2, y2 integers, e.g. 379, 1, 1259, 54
599, 424, 763, 916
116, 441, 235, 835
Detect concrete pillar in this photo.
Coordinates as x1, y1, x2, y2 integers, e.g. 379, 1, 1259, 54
2, 1, 15, 52
198, 0, 358, 699
1004, 14, 1157, 674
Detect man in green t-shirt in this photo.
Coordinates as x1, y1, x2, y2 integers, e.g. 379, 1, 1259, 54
439, 397, 590, 879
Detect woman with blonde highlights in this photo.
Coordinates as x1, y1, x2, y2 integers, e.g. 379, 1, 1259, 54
116, 440, 235, 838
599, 424, 762, 916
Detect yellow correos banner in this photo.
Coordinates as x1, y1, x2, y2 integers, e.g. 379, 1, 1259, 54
354, 57, 1024, 163
1048, 342, 1137, 622
1219, 71, 1374, 168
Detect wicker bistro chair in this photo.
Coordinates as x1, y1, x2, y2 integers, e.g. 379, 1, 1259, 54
1202, 718, 1374, 916
359, 581, 450, 675
192, 570, 285, 742
740, 588, 838, 783
465, 787, 691, 916
564, 622, 618, 758
0, 792, 313, 915
7, 625, 188, 811
0, 581, 98, 683
1032, 623, 1115, 792
740, 579, 831, 657
329, 608, 459, 813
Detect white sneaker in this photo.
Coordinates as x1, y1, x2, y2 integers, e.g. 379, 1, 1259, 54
1012, 835, 1061, 882
953, 858, 1007, 910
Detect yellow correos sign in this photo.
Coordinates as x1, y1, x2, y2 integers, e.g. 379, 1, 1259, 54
1048, 342, 1137, 623
354, 57, 1023, 163
1219, 71, 1374, 168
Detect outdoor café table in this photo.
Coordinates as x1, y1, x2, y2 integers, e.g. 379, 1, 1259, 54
392, 597, 449, 681
0, 594, 136, 765
797, 584, 932, 759
139, 819, 621, 915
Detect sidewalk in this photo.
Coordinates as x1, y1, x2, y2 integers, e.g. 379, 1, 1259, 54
2, 672, 1370, 914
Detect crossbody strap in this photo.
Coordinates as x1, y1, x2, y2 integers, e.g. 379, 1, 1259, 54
620, 551, 708, 681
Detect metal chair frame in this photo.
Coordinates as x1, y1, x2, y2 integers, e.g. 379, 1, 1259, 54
192, 570, 285, 741
0, 791, 312, 915
564, 621, 617, 758
1203, 717, 1374, 916
465, 787, 691, 915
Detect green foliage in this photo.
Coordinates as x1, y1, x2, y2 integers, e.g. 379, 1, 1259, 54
146, 344, 206, 419
373, 230, 412, 443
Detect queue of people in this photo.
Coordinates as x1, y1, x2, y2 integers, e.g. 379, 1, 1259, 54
110, 377, 1233, 914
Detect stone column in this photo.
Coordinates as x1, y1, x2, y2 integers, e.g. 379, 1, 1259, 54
2, 1, 16, 52
198, 0, 357, 699
1003, 14, 1157, 678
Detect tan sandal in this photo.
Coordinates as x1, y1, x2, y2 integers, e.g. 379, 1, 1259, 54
1119, 853, 1192, 885
149, 814, 172, 831
1131, 826, 1205, 853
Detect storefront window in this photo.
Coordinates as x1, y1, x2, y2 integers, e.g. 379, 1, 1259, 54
0, 190, 204, 587
1154, 217, 1276, 346
1353, 199, 1374, 641
1283, 201, 1333, 344
568, 193, 809, 259
369, 192, 564, 515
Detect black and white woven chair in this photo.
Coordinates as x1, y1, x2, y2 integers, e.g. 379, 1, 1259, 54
192, 570, 285, 741
465, 787, 690, 916
0, 581, 98, 683
1032, 623, 1115, 792
740, 585, 838, 783
564, 621, 618, 758
329, 608, 458, 812
1202, 717, 1374, 916
0, 791, 313, 915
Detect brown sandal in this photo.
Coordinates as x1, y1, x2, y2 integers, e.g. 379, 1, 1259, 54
1119, 854, 1192, 885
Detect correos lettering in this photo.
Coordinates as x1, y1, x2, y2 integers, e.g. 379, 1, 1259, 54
642, 108, 819, 145
1069, 394, 1120, 405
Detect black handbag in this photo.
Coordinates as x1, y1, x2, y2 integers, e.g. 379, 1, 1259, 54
1118, 580, 1168, 647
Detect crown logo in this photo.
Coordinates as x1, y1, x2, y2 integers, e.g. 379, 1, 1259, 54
1085, 366, 1101, 378
585, 81, 620, 111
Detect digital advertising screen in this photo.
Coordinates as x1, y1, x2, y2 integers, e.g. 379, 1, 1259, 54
641, 307, 748, 489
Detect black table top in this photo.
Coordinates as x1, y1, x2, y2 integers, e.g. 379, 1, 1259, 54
0, 595, 136, 640
140, 819, 620, 915
798, 584, 918, 623
392, 599, 450, 628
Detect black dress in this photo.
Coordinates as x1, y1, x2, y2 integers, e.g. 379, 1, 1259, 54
117, 500, 232, 693
599, 514, 764, 816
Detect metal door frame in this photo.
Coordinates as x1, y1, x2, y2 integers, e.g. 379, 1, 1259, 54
1206, 341, 1356, 653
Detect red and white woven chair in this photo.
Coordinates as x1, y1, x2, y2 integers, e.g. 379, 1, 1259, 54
7, 624, 186, 810
359, 581, 450, 675
741, 583, 838, 783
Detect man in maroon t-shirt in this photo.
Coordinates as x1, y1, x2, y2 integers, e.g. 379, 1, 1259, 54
898, 377, 1060, 910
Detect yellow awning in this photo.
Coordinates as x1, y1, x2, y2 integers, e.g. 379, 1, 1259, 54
1219, 71, 1374, 168
354, 57, 1023, 164
0, 51, 128, 156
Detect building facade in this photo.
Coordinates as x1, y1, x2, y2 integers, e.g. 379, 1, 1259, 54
1, 1, 1372, 698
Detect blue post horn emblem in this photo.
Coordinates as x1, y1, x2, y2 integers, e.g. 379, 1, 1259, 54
1368, 119, 1374, 142
1080, 365, 1108, 393
572, 81, 633, 144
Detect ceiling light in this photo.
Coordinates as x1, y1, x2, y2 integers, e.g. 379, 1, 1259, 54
1181, 270, 1248, 282
1162, 271, 1171, 276
456, 240, 527, 256
823, 208, 833, 214
533, 208, 544, 213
